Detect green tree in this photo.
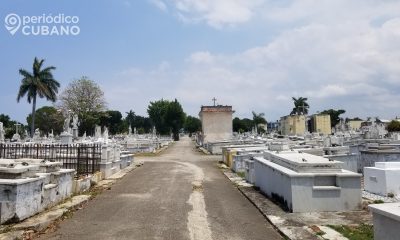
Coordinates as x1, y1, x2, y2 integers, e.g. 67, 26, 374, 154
165, 99, 185, 141
17, 57, 60, 137
320, 109, 346, 128
147, 99, 186, 140
58, 77, 106, 135
252, 111, 267, 133
147, 99, 170, 135
99, 110, 123, 135
26, 106, 64, 135
0, 114, 25, 139
125, 110, 135, 128
233, 117, 254, 133
290, 97, 309, 115
387, 120, 400, 132
184, 116, 201, 135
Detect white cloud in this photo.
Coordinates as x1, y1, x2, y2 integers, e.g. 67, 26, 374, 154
167, 0, 265, 28
149, 0, 168, 12
108, 0, 400, 120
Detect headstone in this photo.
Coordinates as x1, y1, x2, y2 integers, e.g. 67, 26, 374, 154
72, 114, 79, 138
0, 122, 4, 142
63, 112, 71, 134
95, 125, 101, 139
103, 127, 109, 140
48, 129, 54, 139
33, 128, 40, 141
128, 126, 132, 136
12, 123, 21, 142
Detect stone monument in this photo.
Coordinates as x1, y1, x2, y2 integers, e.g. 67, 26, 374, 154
33, 128, 41, 141
12, 123, 21, 142
72, 114, 79, 138
60, 111, 73, 144
103, 127, 109, 140
0, 122, 4, 143
95, 125, 101, 139
128, 126, 132, 136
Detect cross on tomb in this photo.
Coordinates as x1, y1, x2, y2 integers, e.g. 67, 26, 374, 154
212, 97, 217, 106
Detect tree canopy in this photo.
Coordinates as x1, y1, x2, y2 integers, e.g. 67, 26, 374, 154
320, 109, 346, 128
58, 77, 107, 135
0, 114, 25, 139
184, 116, 201, 134
387, 120, 400, 132
147, 99, 185, 140
26, 106, 64, 135
233, 117, 254, 133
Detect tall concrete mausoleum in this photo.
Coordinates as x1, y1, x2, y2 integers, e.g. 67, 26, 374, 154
199, 105, 234, 143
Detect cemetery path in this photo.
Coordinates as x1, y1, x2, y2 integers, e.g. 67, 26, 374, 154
40, 137, 282, 240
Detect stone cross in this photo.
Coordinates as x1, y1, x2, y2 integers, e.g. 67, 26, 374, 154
212, 97, 217, 106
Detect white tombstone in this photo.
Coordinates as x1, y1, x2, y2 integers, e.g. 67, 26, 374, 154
103, 127, 109, 140
364, 162, 400, 197
33, 128, 41, 141
94, 125, 101, 139
48, 129, 54, 139
72, 114, 79, 138
0, 122, 4, 142
128, 126, 132, 136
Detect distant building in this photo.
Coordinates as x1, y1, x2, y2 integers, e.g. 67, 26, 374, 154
267, 121, 279, 133
347, 120, 364, 131
310, 114, 331, 135
199, 105, 234, 143
279, 115, 306, 136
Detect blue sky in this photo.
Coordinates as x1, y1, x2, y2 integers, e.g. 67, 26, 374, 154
1, 0, 400, 124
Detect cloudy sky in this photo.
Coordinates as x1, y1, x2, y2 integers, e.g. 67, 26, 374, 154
1, 0, 400, 123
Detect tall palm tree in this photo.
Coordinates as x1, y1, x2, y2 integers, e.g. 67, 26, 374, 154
252, 111, 267, 125
17, 57, 60, 137
126, 110, 135, 128
290, 97, 309, 115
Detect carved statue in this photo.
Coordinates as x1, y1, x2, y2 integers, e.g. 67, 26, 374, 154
72, 115, 79, 129
63, 112, 71, 133
103, 127, 109, 140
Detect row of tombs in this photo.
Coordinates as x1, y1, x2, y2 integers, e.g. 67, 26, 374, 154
223, 143, 400, 211
0, 143, 135, 225
220, 143, 400, 239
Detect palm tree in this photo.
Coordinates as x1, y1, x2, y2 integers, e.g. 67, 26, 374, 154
17, 57, 60, 137
125, 110, 135, 128
252, 111, 267, 125
290, 97, 309, 115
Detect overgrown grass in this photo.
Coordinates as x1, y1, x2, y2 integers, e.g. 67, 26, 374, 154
236, 172, 245, 178
373, 199, 384, 204
327, 224, 373, 240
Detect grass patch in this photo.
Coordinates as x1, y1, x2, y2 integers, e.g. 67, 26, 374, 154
236, 172, 245, 178
373, 199, 384, 204
327, 224, 373, 240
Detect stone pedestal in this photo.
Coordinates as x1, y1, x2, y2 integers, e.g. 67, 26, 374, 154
60, 133, 73, 145
72, 128, 78, 138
